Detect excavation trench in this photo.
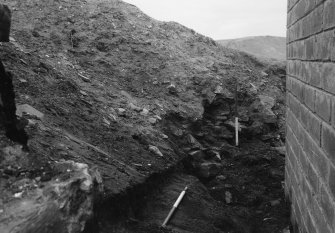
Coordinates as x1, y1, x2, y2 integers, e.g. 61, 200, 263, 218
84, 85, 291, 233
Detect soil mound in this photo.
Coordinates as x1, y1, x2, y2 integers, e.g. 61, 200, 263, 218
0, 1, 288, 232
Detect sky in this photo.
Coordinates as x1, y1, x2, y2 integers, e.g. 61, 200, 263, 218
123, 0, 287, 40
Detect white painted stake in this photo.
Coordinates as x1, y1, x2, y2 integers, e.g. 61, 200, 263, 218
162, 186, 188, 227
235, 117, 239, 146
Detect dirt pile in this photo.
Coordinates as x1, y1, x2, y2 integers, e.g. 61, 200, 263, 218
0, 0, 288, 232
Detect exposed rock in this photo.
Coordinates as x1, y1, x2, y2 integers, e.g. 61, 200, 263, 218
186, 134, 202, 149
172, 128, 184, 137
205, 149, 221, 161
148, 117, 157, 124
0, 160, 102, 233
148, 145, 163, 157
16, 104, 44, 119
140, 108, 149, 116
197, 162, 222, 178
251, 95, 277, 124
167, 83, 177, 95
225, 191, 233, 204
273, 146, 286, 156
214, 85, 234, 99
117, 108, 126, 116
129, 102, 142, 112
80, 90, 88, 96
188, 150, 206, 161
216, 175, 227, 181
261, 71, 268, 77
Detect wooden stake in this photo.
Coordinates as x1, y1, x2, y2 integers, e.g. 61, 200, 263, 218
162, 186, 188, 227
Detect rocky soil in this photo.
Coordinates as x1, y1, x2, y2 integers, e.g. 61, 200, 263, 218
0, 0, 289, 232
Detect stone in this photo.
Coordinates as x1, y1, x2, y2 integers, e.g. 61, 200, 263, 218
216, 175, 227, 181
205, 149, 221, 161
80, 90, 88, 96
148, 145, 163, 157
129, 103, 142, 112
0, 160, 102, 233
259, 95, 275, 109
225, 191, 233, 204
16, 104, 44, 119
172, 128, 184, 137
148, 117, 157, 124
261, 71, 268, 77
273, 146, 286, 156
251, 95, 277, 124
103, 117, 110, 126
214, 86, 234, 99
238, 108, 249, 122
186, 134, 202, 149
167, 83, 177, 94
188, 150, 206, 161
140, 108, 149, 116
117, 108, 126, 116
197, 162, 222, 178
270, 199, 281, 206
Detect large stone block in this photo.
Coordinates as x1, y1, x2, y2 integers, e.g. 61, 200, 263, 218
309, 62, 323, 88
324, 0, 335, 30
315, 90, 332, 123
303, 84, 315, 111
307, 111, 321, 145
320, 185, 335, 227
322, 123, 335, 162
315, 31, 333, 61
322, 63, 335, 95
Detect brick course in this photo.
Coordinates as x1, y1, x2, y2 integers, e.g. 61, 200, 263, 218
286, 0, 335, 232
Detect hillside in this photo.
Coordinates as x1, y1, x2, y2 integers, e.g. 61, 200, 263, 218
218, 36, 286, 61
0, 1, 289, 233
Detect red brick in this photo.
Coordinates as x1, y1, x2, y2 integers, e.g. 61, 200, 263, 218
315, 90, 332, 123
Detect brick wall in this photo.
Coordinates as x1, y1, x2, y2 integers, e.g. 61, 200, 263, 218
286, 0, 335, 232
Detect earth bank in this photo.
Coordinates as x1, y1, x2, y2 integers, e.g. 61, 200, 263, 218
0, 0, 289, 232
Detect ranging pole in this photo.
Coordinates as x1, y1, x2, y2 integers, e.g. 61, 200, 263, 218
162, 186, 188, 227
235, 79, 239, 147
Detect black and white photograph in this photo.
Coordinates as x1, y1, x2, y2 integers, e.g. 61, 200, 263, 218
0, 0, 333, 232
